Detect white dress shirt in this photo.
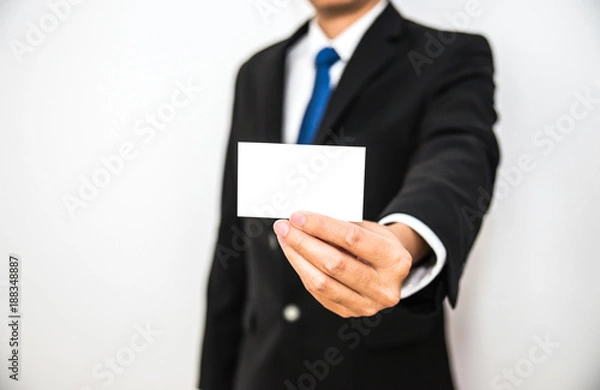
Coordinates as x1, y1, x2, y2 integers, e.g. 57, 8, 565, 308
282, 0, 447, 298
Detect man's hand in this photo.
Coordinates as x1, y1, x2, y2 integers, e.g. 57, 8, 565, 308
273, 211, 431, 318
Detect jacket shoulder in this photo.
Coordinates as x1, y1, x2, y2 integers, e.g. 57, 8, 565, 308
237, 38, 288, 78
402, 17, 493, 55
400, 17, 494, 80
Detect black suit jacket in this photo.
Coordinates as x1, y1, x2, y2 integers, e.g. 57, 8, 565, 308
200, 3, 499, 389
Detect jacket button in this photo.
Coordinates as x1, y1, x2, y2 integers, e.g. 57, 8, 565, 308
268, 232, 279, 251
283, 304, 301, 322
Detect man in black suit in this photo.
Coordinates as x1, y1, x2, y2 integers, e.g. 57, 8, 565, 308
200, 0, 499, 388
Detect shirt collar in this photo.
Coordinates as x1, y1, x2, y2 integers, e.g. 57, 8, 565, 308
306, 0, 388, 63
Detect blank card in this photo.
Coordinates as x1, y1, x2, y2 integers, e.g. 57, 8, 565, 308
237, 142, 365, 221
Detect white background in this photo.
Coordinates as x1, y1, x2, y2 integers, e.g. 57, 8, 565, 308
0, 0, 599, 389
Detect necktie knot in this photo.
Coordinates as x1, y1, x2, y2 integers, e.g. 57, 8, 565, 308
315, 47, 340, 69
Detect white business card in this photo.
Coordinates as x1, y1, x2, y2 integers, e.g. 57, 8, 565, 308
237, 142, 365, 222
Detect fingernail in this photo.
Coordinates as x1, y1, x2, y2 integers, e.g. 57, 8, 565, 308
274, 220, 290, 237
290, 212, 306, 227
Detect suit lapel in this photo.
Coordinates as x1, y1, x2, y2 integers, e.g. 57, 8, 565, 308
259, 4, 407, 145
313, 4, 405, 145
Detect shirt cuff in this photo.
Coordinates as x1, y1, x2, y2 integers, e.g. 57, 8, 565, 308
378, 213, 447, 299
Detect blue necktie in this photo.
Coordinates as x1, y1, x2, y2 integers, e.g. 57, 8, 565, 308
297, 47, 340, 144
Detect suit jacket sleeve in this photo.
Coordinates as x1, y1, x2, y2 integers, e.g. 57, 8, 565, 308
199, 62, 250, 389
378, 35, 500, 307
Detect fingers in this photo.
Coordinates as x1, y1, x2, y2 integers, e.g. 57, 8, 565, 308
273, 213, 409, 317
275, 219, 376, 290
274, 228, 379, 317
274, 220, 400, 310
288, 211, 398, 268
